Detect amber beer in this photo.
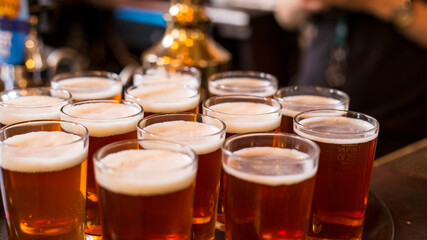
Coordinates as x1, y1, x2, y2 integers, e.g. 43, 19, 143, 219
51, 71, 123, 101
0, 87, 72, 127
61, 100, 144, 236
138, 114, 226, 240
0, 120, 88, 240
294, 110, 379, 240
208, 70, 278, 97
222, 133, 319, 240
125, 83, 200, 117
94, 139, 197, 240
274, 86, 349, 133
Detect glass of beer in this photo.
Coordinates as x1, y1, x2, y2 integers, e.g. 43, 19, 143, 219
294, 109, 379, 240
51, 71, 123, 101
61, 100, 144, 237
0, 87, 72, 127
137, 113, 226, 240
274, 85, 349, 133
208, 70, 278, 97
202, 95, 282, 230
0, 120, 89, 240
133, 65, 201, 89
222, 132, 319, 240
125, 83, 200, 117
94, 139, 197, 240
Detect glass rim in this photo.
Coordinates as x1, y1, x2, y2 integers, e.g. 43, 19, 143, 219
51, 70, 122, 90
274, 85, 350, 108
294, 109, 380, 136
93, 139, 198, 173
222, 132, 320, 166
208, 70, 278, 92
134, 65, 201, 79
125, 83, 200, 103
0, 119, 89, 148
137, 113, 226, 139
0, 87, 72, 108
202, 95, 282, 117
60, 99, 144, 121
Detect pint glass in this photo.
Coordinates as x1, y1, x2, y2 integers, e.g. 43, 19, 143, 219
294, 109, 379, 240
125, 83, 200, 117
94, 139, 197, 240
61, 100, 144, 237
274, 86, 349, 133
138, 113, 226, 240
133, 65, 201, 89
0, 120, 89, 240
0, 87, 72, 127
208, 70, 278, 97
51, 71, 122, 101
222, 133, 319, 240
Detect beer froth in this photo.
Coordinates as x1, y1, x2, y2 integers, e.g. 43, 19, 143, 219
142, 121, 223, 154
223, 147, 316, 186
280, 95, 344, 117
96, 149, 196, 196
1, 131, 88, 173
209, 78, 276, 97
53, 77, 122, 100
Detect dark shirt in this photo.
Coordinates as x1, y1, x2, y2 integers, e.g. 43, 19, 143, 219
292, 10, 427, 157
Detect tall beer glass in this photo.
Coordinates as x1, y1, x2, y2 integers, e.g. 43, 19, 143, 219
138, 113, 226, 240
133, 65, 201, 89
0, 87, 72, 127
61, 100, 144, 237
294, 109, 379, 240
208, 70, 278, 97
0, 120, 89, 240
222, 133, 319, 240
51, 71, 122, 101
125, 83, 200, 117
94, 139, 197, 240
274, 86, 349, 133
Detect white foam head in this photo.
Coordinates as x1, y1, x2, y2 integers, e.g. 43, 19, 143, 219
205, 102, 281, 133
53, 77, 122, 100
61, 102, 143, 137
0, 96, 69, 125
125, 84, 199, 113
278, 95, 347, 117
223, 147, 316, 186
134, 71, 200, 88
140, 121, 224, 155
1, 131, 88, 172
95, 149, 196, 196
209, 78, 277, 97
294, 116, 379, 144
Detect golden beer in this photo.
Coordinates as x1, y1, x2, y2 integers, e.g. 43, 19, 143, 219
51, 71, 122, 101
222, 133, 319, 240
125, 83, 200, 117
208, 71, 278, 97
0, 120, 88, 240
294, 110, 379, 240
138, 114, 226, 240
94, 139, 197, 240
61, 100, 144, 236
0, 87, 72, 127
274, 86, 349, 133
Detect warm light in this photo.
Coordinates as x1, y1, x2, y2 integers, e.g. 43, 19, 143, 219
25, 40, 34, 49
25, 59, 35, 70
171, 41, 179, 50
162, 35, 173, 47
185, 39, 193, 47
169, 5, 179, 16
179, 32, 187, 42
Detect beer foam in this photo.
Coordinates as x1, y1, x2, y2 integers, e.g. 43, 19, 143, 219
206, 102, 281, 133
95, 149, 196, 196
279, 95, 346, 117
134, 72, 200, 88
54, 77, 122, 100
141, 121, 224, 154
126, 86, 199, 113
1, 131, 88, 172
61, 103, 143, 137
294, 116, 379, 144
209, 78, 276, 97
223, 147, 316, 186
0, 96, 68, 125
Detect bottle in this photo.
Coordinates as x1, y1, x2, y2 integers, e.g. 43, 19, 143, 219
142, 0, 231, 92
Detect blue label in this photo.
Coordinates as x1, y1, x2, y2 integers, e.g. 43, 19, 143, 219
0, 19, 28, 64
